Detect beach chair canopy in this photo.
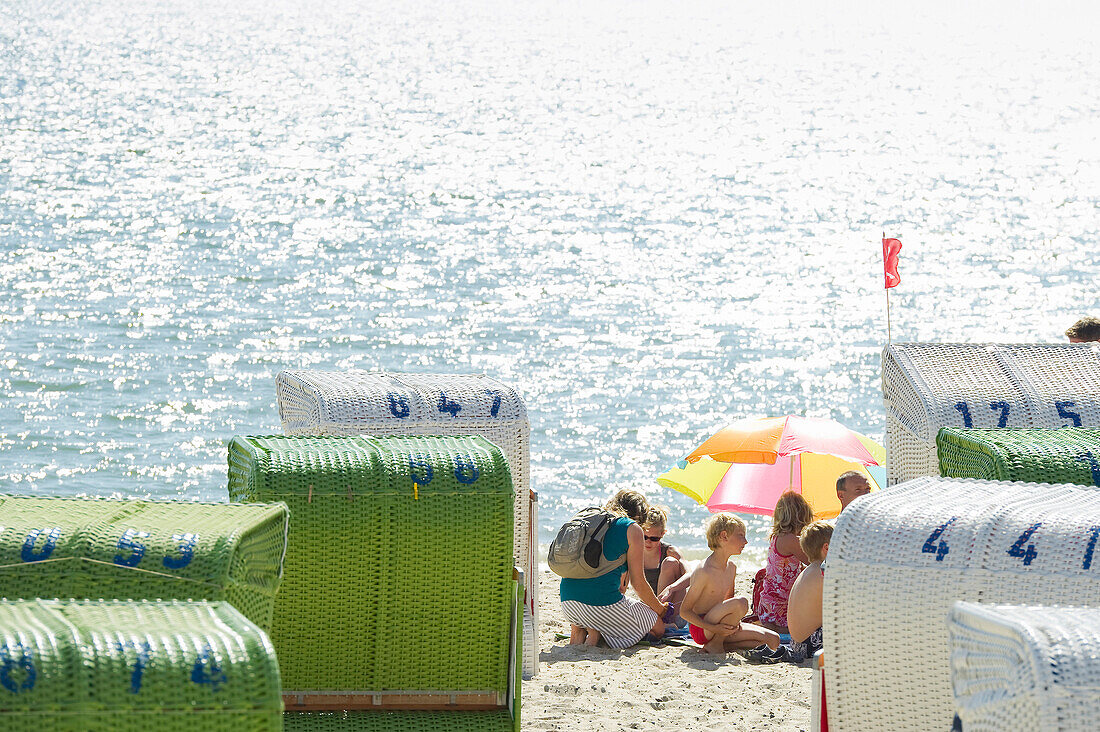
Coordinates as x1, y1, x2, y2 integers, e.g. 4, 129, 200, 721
824, 476, 1100, 732
0, 599, 282, 731
938, 426, 1100, 487
274, 370, 539, 677
229, 434, 522, 731
949, 602, 1100, 732
882, 342, 1100, 485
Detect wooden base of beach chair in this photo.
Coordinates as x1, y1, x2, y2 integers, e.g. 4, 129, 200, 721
283, 692, 502, 712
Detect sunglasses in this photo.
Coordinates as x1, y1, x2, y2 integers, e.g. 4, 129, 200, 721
643, 535, 663, 542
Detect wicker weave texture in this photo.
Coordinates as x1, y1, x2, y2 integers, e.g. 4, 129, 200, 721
948, 602, 1100, 732
0, 495, 288, 630
824, 476, 1100, 732
0, 598, 281, 731
274, 370, 540, 676
228, 434, 516, 696
284, 710, 516, 731
938, 427, 1100, 486
882, 343, 1100, 485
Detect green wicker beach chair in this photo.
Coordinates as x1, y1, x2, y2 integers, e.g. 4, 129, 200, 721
228, 434, 521, 732
0, 598, 282, 731
937, 427, 1100, 486
0, 496, 288, 630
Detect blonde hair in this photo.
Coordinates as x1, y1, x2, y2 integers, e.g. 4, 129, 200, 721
604, 489, 649, 523
706, 513, 746, 550
641, 505, 668, 532
799, 521, 833, 563
770, 491, 814, 539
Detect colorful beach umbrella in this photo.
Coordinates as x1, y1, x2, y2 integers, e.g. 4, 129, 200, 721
657, 415, 886, 520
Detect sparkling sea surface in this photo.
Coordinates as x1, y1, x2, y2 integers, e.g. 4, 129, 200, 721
2, 0, 1099, 563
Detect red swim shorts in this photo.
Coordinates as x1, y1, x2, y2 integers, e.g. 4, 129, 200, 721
689, 623, 710, 645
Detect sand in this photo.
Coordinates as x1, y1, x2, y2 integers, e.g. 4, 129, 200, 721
524, 568, 815, 731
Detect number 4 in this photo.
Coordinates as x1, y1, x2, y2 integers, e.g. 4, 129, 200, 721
923, 517, 958, 561
1008, 523, 1041, 566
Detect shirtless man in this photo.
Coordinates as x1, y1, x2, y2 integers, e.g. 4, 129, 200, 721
677, 513, 781, 655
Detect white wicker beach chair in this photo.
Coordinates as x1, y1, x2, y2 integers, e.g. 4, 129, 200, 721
825, 476, 1100, 732
275, 370, 540, 677
882, 342, 1100, 485
948, 602, 1100, 732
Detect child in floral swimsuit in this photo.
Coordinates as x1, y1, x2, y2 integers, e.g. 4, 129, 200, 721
756, 491, 813, 633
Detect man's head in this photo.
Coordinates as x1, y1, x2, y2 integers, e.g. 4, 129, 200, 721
1066, 317, 1100, 343
706, 512, 747, 553
836, 471, 871, 510
799, 521, 833, 564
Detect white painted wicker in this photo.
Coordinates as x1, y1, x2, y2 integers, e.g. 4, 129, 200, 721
275, 370, 540, 676
948, 602, 1100, 732
824, 476, 1100, 732
882, 343, 1100, 485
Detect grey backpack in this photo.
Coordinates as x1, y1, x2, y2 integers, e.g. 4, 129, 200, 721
547, 507, 626, 579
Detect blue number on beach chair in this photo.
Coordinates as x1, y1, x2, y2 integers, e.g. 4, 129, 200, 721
954, 402, 973, 428
0, 642, 35, 694
1007, 523, 1041, 566
923, 518, 958, 561
989, 401, 1010, 427
114, 529, 150, 568
1076, 451, 1100, 486
387, 393, 410, 418
437, 391, 462, 417
116, 639, 152, 694
191, 643, 228, 691
409, 454, 434, 485
454, 454, 480, 484
485, 389, 502, 417
1083, 526, 1100, 570
21, 527, 62, 562
163, 532, 199, 570
1056, 401, 1083, 427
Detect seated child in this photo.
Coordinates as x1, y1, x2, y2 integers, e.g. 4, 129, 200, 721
678, 513, 781, 655
785, 520, 832, 662
756, 491, 813, 634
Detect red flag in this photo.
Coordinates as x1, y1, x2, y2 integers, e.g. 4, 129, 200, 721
882, 237, 902, 289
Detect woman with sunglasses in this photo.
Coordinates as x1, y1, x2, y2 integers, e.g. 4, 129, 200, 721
633, 505, 687, 629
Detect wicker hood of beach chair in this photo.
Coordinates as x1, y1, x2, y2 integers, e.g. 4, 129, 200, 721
882, 342, 1100, 485
273, 369, 540, 677
824, 476, 1100, 732
949, 602, 1100, 732
0, 598, 282, 731
0, 495, 289, 631
938, 426, 1100, 486
228, 433, 520, 722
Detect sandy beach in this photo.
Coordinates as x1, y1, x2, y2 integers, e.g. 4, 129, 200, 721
525, 568, 814, 731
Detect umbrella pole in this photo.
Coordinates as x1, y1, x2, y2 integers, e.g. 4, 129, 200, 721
789, 455, 794, 491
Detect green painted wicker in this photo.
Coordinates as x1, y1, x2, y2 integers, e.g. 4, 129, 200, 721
0, 598, 282, 731
937, 428, 1100, 486
0, 496, 288, 630
227, 434, 516, 702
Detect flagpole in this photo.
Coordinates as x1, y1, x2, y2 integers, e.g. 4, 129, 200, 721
883, 231, 892, 343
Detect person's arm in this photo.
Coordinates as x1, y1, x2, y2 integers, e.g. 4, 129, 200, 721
625, 523, 668, 616
776, 532, 810, 565
665, 545, 682, 561
658, 569, 691, 602
619, 570, 629, 594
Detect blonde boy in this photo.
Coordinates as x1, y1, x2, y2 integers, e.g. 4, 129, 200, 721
678, 513, 781, 655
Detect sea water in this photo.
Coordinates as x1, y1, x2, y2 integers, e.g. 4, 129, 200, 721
2, 0, 1098, 564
